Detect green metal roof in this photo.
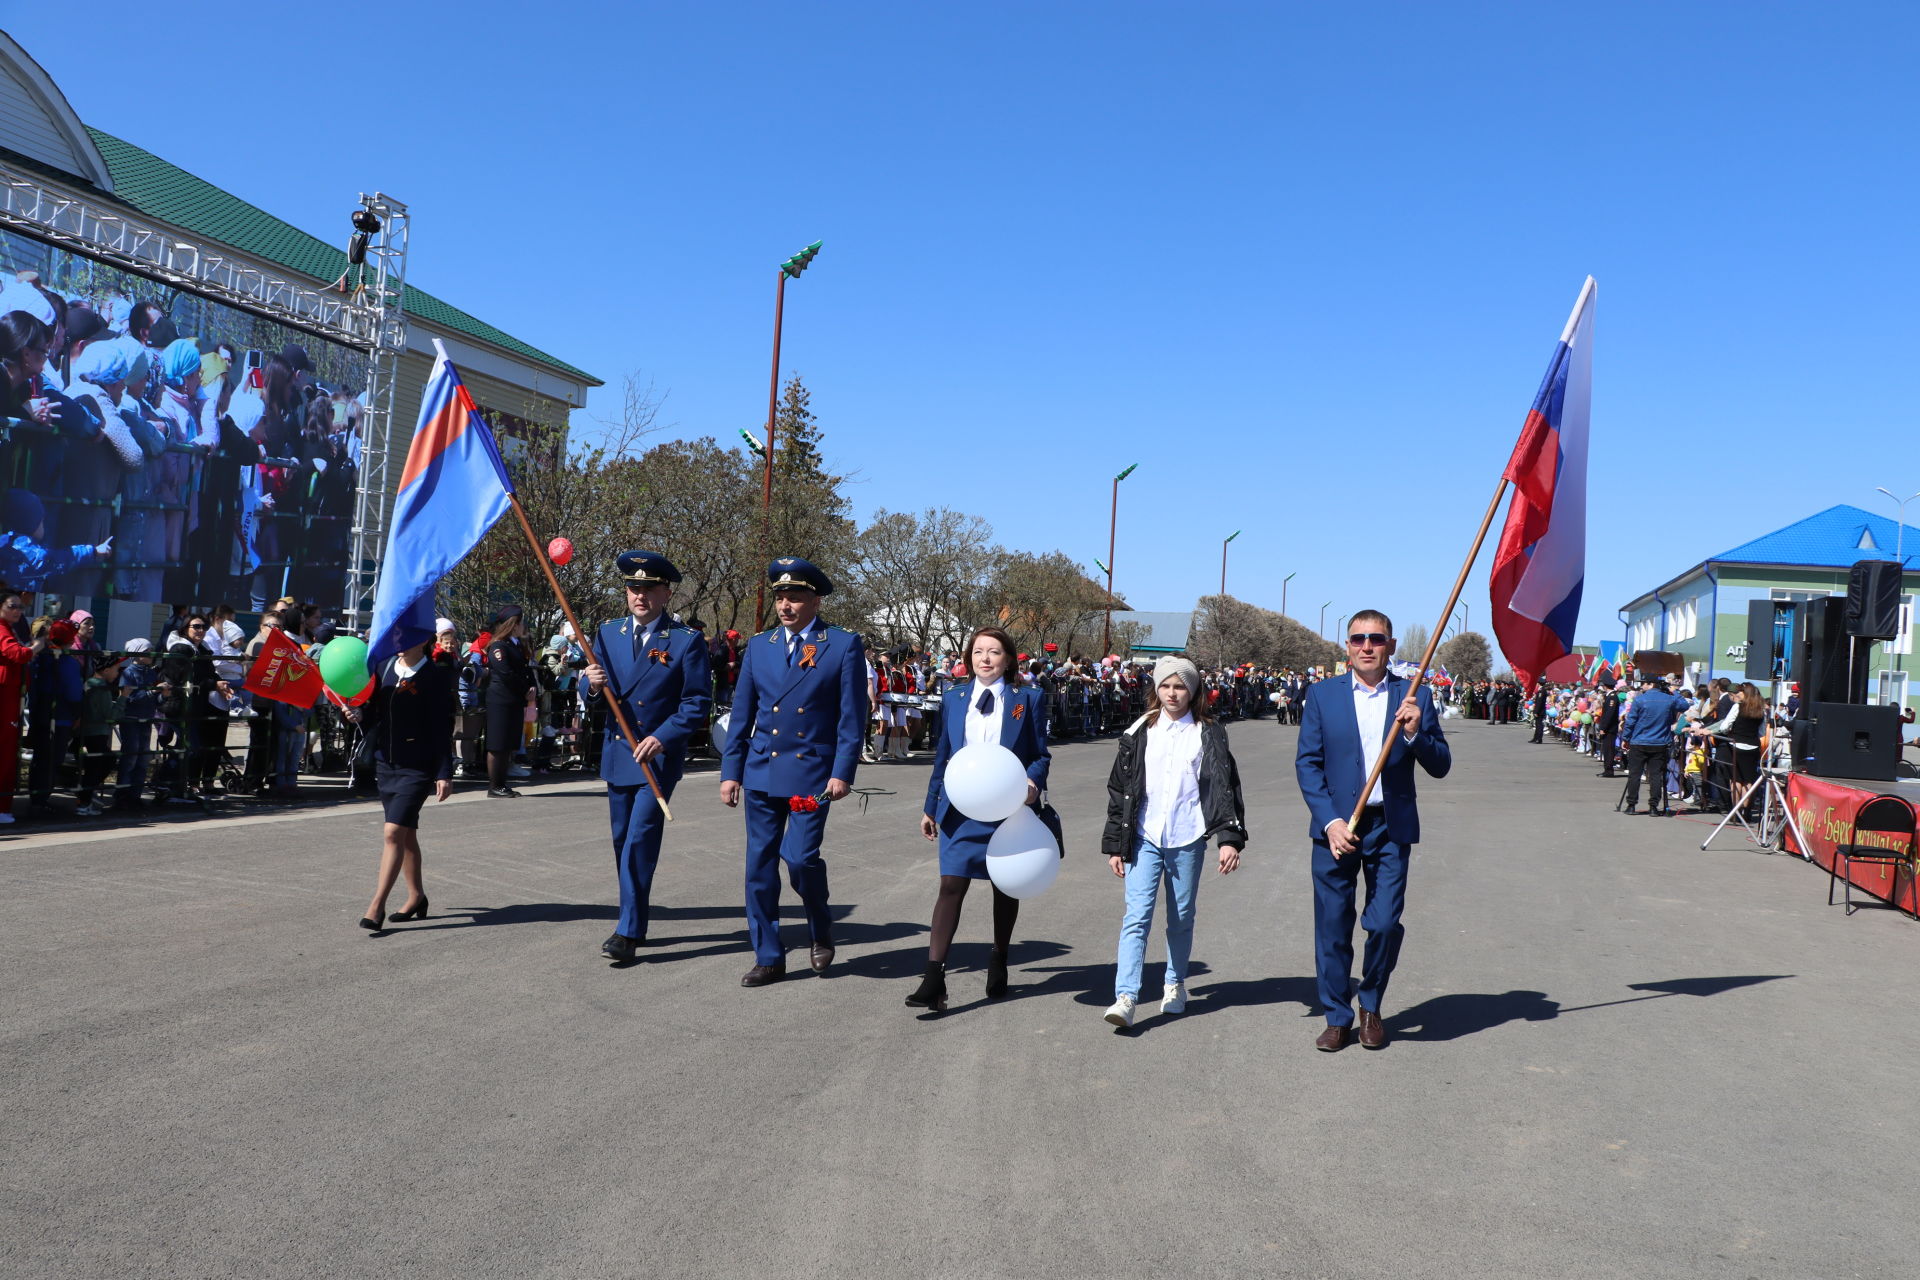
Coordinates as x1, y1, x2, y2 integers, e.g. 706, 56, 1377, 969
85, 128, 598, 384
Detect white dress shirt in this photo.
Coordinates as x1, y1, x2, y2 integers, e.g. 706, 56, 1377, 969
1140, 711, 1204, 847
963, 678, 1007, 747
1352, 675, 1398, 807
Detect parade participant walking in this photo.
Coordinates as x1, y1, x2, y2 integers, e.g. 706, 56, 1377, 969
483, 606, 536, 798
904, 626, 1050, 1011
719, 558, 867, 988
351, 639, 456, 932
1619, 675, 1688, 816
1099, 656, 1247, 1029
581, 551, 711, 965
1294, 610, 1450, 1052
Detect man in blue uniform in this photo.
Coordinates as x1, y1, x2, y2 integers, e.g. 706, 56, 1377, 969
720, 558, 868, 987
583, 551, 712, 965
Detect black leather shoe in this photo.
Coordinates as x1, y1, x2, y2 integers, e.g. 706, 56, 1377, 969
809, 942, 834, 974
741, 962, 786, 987
602, 933, 638, 964
1623, 806, 1639, 815
358, 910, 384, 933
487, 786, 520, 798
984, 948, 1010, 999
390, 896, 430, 922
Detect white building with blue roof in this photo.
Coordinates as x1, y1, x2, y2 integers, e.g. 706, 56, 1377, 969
1620, 504, 1917, 710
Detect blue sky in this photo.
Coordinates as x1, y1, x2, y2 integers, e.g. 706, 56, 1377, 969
12, 3, 1916, 653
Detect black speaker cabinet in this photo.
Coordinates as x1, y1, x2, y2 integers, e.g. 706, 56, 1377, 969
1793, 597, 1852, 705
1846, 558, 1904, 640
1745, 600, 1786, 681
1800, 702, 1901, 781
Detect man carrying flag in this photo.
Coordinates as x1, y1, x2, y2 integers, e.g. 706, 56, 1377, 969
1491, 277, 1595, 695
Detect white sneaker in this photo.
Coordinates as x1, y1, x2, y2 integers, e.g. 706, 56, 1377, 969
1161, 981, 1187, 1015
77, 803, 105, 817
1104, 995, 1136, 1028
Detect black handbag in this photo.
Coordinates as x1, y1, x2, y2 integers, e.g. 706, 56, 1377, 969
1033, 798, 1065, 858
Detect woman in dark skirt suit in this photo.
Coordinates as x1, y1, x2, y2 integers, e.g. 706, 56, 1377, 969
355, 640, 456, 931
483, 606, 535, 797
906, 626, 1050, 1010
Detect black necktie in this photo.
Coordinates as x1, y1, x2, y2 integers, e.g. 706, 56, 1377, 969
787, 634, 798, 667
977, 689, 994, 715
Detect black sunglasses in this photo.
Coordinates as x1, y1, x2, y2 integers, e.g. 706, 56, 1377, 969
1347, 632, 1390, 647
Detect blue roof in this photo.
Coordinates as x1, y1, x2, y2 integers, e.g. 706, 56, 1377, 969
1714, 504, 1918, 570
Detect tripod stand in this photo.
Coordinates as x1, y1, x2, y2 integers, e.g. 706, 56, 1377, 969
1699, 764, 1810, 856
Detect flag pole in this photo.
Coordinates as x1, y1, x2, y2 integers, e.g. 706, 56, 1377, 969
1342, 475, 1510, 838
504, 493, 673, 822
1342, 275, 1595, 838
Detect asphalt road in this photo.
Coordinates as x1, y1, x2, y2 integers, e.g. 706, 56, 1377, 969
4, 717, 1916, 1279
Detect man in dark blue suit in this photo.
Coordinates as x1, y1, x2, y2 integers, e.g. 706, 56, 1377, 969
583, 551, 712, 965
720, 558, 868, 987
1294, 609, 1451, 1051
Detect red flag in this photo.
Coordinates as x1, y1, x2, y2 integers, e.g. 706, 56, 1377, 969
243, 628, 324, 708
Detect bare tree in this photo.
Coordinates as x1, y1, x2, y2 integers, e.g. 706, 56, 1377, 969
844, 507, 994, 652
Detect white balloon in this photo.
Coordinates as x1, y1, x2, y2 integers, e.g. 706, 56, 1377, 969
985, 805, 1060, 899
943, 744, 1029, 823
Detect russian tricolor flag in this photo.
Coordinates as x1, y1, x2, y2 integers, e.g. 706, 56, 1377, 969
1490, 277, 1595, 693
367, 346, 515, 665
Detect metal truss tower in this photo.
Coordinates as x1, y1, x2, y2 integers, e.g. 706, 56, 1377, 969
340, 193, 410, 632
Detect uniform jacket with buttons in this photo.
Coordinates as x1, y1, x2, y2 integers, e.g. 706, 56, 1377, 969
922, 679, 1051, 833
363, 656, 456, 781
721, 622, 868, 796
590, 616, 712, 787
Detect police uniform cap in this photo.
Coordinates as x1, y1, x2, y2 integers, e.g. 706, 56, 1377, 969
617, 549, 682, 585
767, 556, 833, 596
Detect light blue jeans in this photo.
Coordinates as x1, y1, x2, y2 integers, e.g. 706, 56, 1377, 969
1114, 835, 1207, 1000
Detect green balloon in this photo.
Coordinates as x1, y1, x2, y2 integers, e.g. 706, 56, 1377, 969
319, 636, 370, 697
1578, 711, 1592, 724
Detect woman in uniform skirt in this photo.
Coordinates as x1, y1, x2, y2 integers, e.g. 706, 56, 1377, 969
354, 639, 456, 932
905, 626, 1050, 1011
483, 606, 535, 797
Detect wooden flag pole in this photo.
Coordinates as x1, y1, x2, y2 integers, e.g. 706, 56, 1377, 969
505, 494, 672, 821
1342, 474, 1511, 837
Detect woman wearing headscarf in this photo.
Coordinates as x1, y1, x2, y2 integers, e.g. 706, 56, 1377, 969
483, 606, 536, 797
906, 625, 1052, 1011
67, 340, 152, 596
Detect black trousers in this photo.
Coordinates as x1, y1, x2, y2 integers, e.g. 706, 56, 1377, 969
1624, 744, 1669, 811
1599, 731, 1619, 775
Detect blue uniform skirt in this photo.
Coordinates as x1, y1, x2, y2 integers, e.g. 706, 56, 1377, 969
937, 809, 994, 879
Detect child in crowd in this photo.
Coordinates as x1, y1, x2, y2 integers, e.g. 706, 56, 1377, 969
1, 488, 112, 592
115, 638, 161, 809
76, 652, 123, 815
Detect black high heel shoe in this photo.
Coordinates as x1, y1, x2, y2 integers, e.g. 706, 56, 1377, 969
904, 961, 948, 1011
358, 909, 385, 932
389, 896, 430, 922
985, 949, 1010, 999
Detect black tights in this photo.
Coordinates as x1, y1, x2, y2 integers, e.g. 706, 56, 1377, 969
927, 875, 1018, 964
488, 750, 510, 791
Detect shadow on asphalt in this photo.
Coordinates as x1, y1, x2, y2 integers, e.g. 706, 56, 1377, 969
1388, 974, 1795, 1041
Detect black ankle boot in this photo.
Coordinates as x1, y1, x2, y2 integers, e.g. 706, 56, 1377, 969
985, 949, 1010, 999
904, 961, 948, 1010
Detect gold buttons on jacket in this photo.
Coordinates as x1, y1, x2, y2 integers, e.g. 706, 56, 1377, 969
771, 728, 779, 735
796, 707, 805, 713
772, 751, 779, 757
772, 706, 780, 713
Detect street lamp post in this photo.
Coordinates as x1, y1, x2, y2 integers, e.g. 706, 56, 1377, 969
1337, 613, 1350, 643
1281, 571, 1296, 618
1874, 486, 1920, 677
753, 239, 822, 630
1220, 530, 1241, 597
1102, 463, 1139, 656
1319, 600, 1333, 638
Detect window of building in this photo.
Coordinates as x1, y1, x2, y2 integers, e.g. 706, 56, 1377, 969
1876, 669, 1909, 710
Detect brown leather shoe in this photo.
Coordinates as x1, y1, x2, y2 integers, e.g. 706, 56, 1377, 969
1315, 1024, 1351, 1052
809, 942, 835, 974
741, 962, 786, 988
1357, 1008, 1388, 1049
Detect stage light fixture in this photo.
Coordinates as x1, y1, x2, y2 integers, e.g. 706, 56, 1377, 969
347, 209, 384, 266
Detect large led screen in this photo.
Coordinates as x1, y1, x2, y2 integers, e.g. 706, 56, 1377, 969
1, 226, 370, 616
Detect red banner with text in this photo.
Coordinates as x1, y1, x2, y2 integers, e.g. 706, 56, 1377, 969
1785, 773, 1916, 914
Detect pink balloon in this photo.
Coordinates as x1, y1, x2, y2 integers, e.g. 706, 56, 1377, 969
548, 537, 574, 566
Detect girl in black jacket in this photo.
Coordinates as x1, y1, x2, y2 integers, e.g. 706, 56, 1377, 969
1099, 656, 1247, 1029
